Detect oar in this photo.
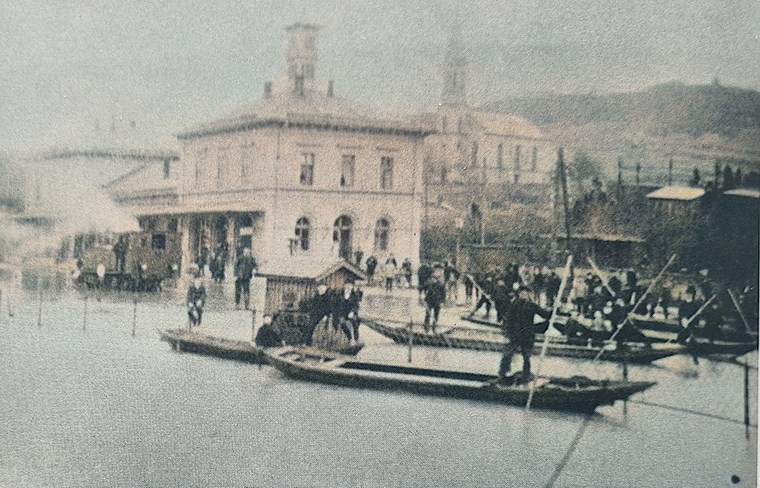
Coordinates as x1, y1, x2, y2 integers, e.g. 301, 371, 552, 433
527, 255, 573, 411
593, 254, 677, 362
667, 294, 716, 343
586, 257, 617, 298
727, 289, 757, 336
467, 274, 496, 316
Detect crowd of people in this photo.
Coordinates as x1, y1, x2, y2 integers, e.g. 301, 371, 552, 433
298, 280, 363, 346
184, 247, 757, 381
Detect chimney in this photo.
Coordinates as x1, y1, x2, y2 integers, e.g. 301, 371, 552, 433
327, 80, 334, 98
264, 81, 272, 99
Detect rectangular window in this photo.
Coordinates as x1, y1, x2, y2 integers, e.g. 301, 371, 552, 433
163, 159, 170, 179
152, 233, 166, 250
514, 145, 521, 172
300, 153, 315, 186
341, 154, 355, 188
240, 143, 254, 180
497, 144, 503, 169
217, 148, 228, 188
195, 148, 207, 188
380, 157, 394, 190
531, 147, 538, 171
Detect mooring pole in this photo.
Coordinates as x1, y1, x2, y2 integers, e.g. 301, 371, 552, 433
132, 294, 138, 337
82, 295, 88, 331
37, 282, 43, 327
251, 308, 257, 343
407, 320, 413, 363
744, 359, 750, 435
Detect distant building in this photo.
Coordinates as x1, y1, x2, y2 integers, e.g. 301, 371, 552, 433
413, 25, 557, 229
21, 148, 177, 227
645, 185, 706, 219
109, 24, 432, 274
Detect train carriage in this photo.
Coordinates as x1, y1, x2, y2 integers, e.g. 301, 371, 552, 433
75, 229, 181, 291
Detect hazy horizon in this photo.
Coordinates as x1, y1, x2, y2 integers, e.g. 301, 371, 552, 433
2, 0, 759, 153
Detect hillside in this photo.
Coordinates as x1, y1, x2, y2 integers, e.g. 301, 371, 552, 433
483, 83, 760, 183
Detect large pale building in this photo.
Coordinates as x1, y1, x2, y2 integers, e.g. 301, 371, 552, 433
109, 24, 432, 273
416, 27, 557, 224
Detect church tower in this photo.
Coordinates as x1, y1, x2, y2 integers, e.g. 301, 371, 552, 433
441, 21, 468, 106
285, 23, 320, 97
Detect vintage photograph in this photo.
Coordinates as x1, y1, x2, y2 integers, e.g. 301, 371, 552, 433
1, 1, 758, 486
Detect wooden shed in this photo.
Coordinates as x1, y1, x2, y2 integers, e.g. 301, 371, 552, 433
257, 259, 367, 313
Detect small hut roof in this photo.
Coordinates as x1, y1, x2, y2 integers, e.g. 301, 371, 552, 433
258, 259, 367, 282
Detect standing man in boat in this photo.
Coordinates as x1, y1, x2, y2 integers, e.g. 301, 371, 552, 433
423, 273, 446, 333
498, 286, 552, 383
302, 281, 334, 346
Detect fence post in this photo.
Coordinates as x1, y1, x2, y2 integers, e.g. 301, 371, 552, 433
82, 295, 88, 331
407, 320, 413, 363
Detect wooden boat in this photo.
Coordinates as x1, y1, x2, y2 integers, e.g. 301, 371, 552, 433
157, 328, 364, 364
364, 320, 685, 364
264, 346, 656, 414
462, 313, 758, 357
158, 328, 268, 363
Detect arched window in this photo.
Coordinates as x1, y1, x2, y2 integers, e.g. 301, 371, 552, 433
333, 215, 353, 259
374, 218, 390, 251
295, 217, 311, 251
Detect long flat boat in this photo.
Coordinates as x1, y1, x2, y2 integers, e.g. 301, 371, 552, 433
159, 328, 268, 363
365, 320, 684, 364
462, 313, 757, 358
264, 346, 656, 414
158, 328, 364, 364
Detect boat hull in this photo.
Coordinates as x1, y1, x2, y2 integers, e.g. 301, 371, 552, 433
158, 329, 365, 364
265, 347, 656, 414
366, 320, 683, 364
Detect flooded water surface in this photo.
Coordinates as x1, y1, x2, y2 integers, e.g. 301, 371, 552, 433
0, 287, 756, 487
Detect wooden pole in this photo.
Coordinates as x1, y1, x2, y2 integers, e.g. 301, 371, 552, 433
557, 148, 572, 253
527, 255, 573, 411
727, 289, 755, 336
593, 254, 677, 362
251, 308, 257, 343
407, 320, 413, 363
37, 282, 43, 327
744, 359, 750, 432
0, 288, 2, 325
82, 295, 88, 331
132, 295, 138, 337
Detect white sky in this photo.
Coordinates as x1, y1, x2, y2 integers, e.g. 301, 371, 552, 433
1, 0, 759, 153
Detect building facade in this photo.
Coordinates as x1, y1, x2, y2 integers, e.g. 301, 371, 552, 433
110, 24, 432, 274
416, 28, 557, 228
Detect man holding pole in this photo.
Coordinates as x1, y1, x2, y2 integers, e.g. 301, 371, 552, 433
497, 286, 552, 384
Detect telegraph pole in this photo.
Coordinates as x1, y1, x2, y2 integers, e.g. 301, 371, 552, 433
557, 148, 572, 252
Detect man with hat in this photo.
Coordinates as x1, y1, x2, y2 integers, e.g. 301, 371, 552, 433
301, 280, 334, 346
498, 285, 552, 384
334, 279, 363, 343
186, 267, 207, 327
234, 248, 257, 310
423, 272, 446, 333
